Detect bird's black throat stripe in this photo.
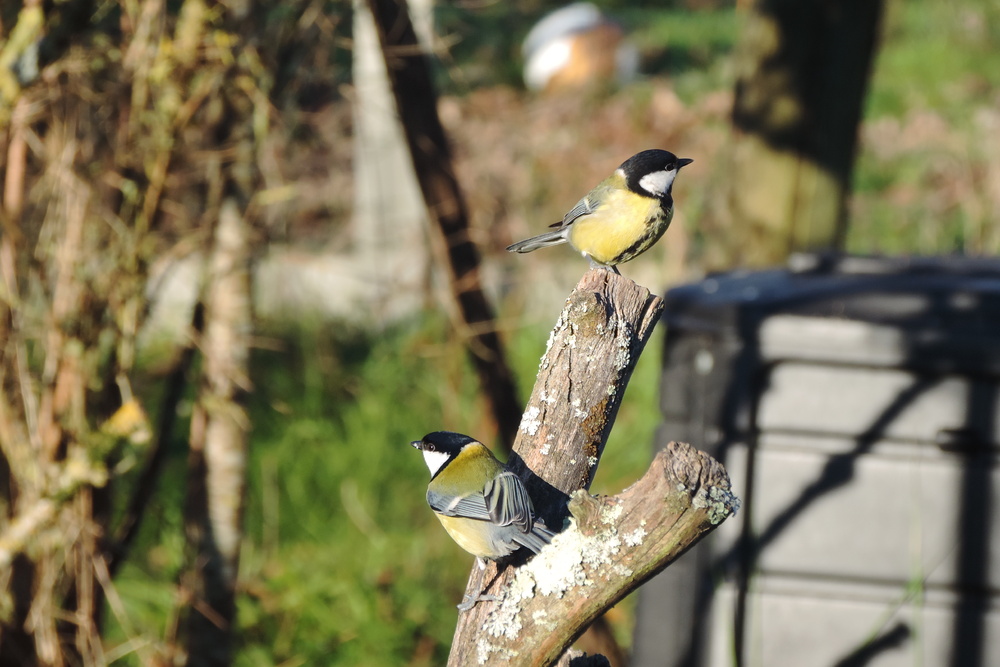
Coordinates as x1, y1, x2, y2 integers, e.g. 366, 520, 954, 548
618, 230, 657, 263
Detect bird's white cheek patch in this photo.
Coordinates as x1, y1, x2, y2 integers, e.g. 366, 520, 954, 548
639, 169, 676, 197
422, 449, 451, 476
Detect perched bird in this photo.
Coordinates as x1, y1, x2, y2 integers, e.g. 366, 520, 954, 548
507, 149, 692, 272
411, 431, 553, 564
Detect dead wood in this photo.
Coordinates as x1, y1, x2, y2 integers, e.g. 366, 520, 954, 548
447, 269, 739, 666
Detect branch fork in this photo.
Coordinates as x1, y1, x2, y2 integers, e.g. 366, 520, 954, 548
448, 270, 740, 666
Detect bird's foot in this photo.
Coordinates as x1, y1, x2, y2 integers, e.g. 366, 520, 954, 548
457, 593, 500, 611
586, 257, 620, 275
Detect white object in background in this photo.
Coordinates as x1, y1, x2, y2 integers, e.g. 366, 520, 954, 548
522, 3, 639, 93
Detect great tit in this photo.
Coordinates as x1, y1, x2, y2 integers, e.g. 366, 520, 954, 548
506, 149, 692, 271
411, 431, 553, 563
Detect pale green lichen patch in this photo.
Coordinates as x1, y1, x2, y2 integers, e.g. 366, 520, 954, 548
531, 608, 556, 632
623, 526, 647, 547
599, 501, 623, 525
582, 528, 631, 579
520, 406, 542, 435
476, 638, 520, 665
476, 532, 584, 660
540, 433, 555, 456
529, 526, 592, 596
692, 484, 741, 525
481, 583, 526, 642
540, 309, 574, 371
612, 317, 634, 369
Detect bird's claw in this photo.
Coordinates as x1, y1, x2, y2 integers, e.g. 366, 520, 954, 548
457, 593, 500, 611
586, 256, 620, 274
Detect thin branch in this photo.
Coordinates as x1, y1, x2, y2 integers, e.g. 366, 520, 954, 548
0, 451, 108, 570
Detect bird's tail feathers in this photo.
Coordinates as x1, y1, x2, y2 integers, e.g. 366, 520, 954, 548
513, 521, 556, 554
506, 229, 568, 254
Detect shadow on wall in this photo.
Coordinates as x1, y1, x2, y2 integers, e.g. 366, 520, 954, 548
633, 253, 1000, 667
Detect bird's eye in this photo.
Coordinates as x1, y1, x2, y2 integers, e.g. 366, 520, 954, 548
426, 444, 435, 451
666, 162, 677, 171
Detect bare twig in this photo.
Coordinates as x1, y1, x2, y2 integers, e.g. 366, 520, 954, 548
0, 452, 108, 570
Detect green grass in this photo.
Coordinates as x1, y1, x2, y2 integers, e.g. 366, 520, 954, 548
847, 0, 1000, 256
105, 314, 663, 665
620, 7, 739, 103
236, 319, 484, 666
865, 0, 1000, 123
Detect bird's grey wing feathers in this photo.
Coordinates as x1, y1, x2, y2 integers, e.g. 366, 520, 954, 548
552, 193, 597, 229
426, 472, 536, 536
427, 489, 492, 521
512, 521, 555, 554
483, 471, 534, 533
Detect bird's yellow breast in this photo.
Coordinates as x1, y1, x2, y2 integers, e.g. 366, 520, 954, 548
435, 514, 505, 558
567, 190, 668, 265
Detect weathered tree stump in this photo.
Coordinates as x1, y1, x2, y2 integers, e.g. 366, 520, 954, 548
448, 269, 740, 666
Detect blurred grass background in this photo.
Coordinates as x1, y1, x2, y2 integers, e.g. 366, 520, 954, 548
112, 316, 662, 665
93, 0, 1000, 664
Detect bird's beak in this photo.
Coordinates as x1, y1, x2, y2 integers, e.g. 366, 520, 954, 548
410, 439, 424, 451
678, 158, 694, 168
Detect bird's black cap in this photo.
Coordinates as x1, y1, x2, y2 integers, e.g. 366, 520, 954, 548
410, 431, 477, 454
619, 149, 692, 196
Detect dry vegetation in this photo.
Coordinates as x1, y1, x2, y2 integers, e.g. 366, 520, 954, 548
0, 0, 336, 662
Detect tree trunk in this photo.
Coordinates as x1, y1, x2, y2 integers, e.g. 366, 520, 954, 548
713, 0, 885, 267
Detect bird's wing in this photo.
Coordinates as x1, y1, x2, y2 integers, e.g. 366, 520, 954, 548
427, 489, 492, 521
427, 472, 535, 534
550, 193, 598, 229
483, 471, 534, 533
